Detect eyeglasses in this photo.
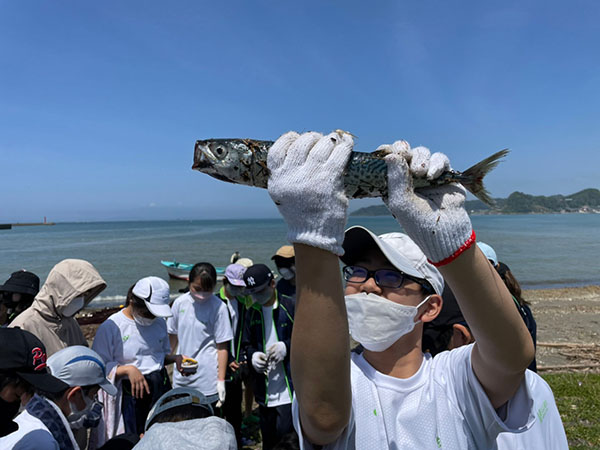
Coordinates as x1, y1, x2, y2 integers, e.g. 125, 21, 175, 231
342, 265, 432, 292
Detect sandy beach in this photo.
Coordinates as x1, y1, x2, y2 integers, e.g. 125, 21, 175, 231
525, 285, 600, 371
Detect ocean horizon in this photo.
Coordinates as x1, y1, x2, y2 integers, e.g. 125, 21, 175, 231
2, 214, 599, 308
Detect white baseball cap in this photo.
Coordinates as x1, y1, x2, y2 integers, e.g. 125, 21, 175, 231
47, 345, 117, 396
477, 242, 498, 267
341, 226, 444, 296
132, 276, 172, 318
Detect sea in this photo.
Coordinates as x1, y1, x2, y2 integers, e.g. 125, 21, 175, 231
2, 214, 599, 308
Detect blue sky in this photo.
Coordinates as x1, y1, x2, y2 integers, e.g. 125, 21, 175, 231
1, 1, 599, 221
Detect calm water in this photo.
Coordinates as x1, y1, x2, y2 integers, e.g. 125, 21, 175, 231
2, 215, 599, 307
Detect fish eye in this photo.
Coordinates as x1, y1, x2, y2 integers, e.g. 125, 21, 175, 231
214, 146, 228, 159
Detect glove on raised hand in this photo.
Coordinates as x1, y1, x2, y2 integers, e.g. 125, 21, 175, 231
382, 141, 475, 266
266, 342, 287, 364
267, 131, 354, 256
251, 351, 268, 373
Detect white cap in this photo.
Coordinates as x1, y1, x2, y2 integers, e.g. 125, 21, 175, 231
47, 345, 117, 396
477, 242, 498, 267
341, 226, 444, 296
132, 276, 172, 318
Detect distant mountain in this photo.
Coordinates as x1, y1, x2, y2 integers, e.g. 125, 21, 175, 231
350, 189, 600, 216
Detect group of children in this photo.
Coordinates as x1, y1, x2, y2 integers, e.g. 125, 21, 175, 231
2, 129, 571, 449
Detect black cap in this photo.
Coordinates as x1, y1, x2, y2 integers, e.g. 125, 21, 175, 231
243, 264, 274, 293
0, 328, 69, 393
0, 271, 40, 297
422, 285, 467, 356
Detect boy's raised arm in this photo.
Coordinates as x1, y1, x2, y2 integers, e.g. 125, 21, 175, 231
266, 131, 355, 444
382, 141, 534, 408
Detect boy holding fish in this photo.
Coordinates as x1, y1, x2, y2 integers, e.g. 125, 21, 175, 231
265, 131, 535, 449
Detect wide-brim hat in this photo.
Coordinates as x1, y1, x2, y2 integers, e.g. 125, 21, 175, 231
132, 277, 172, 318
341, 226, 444, 296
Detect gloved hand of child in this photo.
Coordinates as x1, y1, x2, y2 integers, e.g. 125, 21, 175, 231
382, 141, 475, 266
267, 131, 354, 256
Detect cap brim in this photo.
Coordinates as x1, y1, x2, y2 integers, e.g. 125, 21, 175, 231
245, 282, 269, 295
98, 378, 118, 396
228, 279, 246, 287
17, 370, 69, 393
341, 226, 423, 280
145, 301, 173, 318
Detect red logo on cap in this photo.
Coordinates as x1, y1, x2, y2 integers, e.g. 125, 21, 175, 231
31, 347, 47, 371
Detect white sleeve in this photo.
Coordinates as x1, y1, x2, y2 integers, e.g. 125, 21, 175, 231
434, 344, 535, 448
92, 321, 118, 372
213, 301, 233, 344
167, 299, 179, 335
291, 396, 355, 450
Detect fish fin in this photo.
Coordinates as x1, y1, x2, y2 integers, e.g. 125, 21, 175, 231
461, 149, 509, 206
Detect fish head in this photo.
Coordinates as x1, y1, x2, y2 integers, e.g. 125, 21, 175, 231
192, 139, 269, 188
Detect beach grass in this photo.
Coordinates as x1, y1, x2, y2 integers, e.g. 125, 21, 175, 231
544, 373, 600, 448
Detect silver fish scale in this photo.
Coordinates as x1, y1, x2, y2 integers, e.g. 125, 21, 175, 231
193, 138, 508, 205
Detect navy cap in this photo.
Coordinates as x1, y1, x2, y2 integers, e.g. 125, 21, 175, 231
242, 264, 274, 294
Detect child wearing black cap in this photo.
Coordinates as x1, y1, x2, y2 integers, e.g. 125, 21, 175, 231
0, 270, 40, 325
0, 328, 68, 437
242, 264, 296, 450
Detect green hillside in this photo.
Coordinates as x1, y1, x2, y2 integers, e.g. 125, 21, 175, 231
350, 189, 600, 216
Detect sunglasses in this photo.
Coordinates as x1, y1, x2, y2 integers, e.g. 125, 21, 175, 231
342, 265, 432, 293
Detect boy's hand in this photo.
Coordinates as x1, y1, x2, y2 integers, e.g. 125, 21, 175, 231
267, 131, 354, 256
382, 141, 474, 266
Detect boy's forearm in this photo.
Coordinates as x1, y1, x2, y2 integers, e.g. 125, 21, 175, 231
440, 244, 534, 405
292, 244, 351, 444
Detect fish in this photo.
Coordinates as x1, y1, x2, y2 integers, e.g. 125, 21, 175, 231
192, 137, 509, 206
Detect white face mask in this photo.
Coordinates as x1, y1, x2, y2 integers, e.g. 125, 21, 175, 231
190, 291, 213, 302
344, 293, 431, 352
278, 267, 295, 281
61, 296, 85, 317
133, 313, 156, 327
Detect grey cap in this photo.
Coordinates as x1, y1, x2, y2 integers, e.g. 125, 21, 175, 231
134, 417, 237, 450
47, 345, 117, 396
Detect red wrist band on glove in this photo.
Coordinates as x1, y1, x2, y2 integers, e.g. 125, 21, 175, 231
429, 230, 477, 267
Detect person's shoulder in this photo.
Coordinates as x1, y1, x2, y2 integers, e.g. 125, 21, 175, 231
13, 429, 58, 450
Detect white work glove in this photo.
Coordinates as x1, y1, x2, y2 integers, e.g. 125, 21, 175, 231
216, 379, 226, 407
267, 131, 354, 256
382, 141, 475, 266
267, 342, 287, 364
251, 351, 268, 374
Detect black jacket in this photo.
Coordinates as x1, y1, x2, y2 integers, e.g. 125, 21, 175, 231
242, 293, 295, 406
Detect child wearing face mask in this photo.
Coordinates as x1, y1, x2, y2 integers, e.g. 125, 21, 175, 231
92, 276, 185, 440
167, 263, 233, 411
242, 264, 296, 450
9, 259, 106, 356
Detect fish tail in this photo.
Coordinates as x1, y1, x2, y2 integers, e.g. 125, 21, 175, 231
460, 149, 509, 206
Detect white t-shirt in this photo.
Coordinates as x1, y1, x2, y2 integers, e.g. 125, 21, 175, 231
263, 303, 292, 407
0, 400, 78, 450
167, 293, 233, 396
293, 344, 535, 449
496, 369, 568, 449
92, 310, 171, 376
